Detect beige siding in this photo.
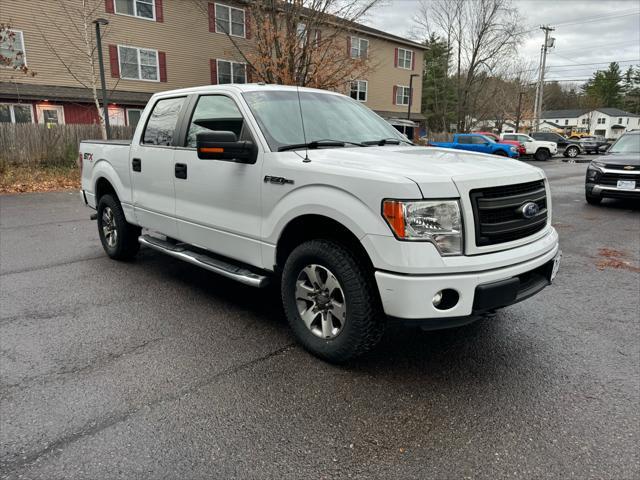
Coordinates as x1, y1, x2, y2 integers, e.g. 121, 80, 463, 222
350, 35, 423, 115
1, 0, 422, 114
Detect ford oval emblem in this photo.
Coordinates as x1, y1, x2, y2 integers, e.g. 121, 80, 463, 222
519, 202, 540, 219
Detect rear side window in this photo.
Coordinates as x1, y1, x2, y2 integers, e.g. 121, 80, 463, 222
503, 134, 516, 141
143, 97, 186, 145
458, 136, 471, 144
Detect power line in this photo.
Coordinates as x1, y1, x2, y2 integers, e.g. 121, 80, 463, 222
519, 10, 640, 35
554, 11, 640, 28
547, 59, 640, 68
556, 40, 640, 55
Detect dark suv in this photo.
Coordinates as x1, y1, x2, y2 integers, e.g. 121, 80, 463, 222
531, 132, 582, 158
585, 130, 640, 205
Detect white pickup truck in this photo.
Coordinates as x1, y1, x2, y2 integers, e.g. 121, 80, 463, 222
80, 84, 560, 362
500, 133, 558, 161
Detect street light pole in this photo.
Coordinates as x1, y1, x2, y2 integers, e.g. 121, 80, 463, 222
407, 73, 420, 120
93, 18, 110, 139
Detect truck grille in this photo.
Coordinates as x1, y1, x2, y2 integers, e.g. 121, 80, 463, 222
470, 180, 548, 247
597, 172, 638, 186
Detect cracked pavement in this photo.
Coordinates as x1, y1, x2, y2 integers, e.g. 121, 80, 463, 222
1, 160, 638, 479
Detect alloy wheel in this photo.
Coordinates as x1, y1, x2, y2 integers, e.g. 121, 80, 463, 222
295, 264, 346, 339
102, 206, 118, 248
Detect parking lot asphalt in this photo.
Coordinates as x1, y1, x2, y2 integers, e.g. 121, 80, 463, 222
1, 159, 638, 480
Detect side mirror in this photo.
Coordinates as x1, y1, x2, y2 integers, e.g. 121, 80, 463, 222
196, 131, 257, 164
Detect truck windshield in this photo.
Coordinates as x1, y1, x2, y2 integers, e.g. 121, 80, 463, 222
609, 134, 640, 153
242, 90, 406, 151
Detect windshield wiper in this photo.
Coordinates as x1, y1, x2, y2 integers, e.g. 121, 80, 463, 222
362, 138, 413, 146
277, 139, 366, 152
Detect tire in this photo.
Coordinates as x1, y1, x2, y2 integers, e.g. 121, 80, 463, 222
565, 146, 579, 158
97, 194, 141, 260
494, 150, 508, 157
585, 192, 602, 205
534, 148, 550, 161
281, 239, 385, 363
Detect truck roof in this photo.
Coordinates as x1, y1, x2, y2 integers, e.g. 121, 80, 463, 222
151, 83, 345, 99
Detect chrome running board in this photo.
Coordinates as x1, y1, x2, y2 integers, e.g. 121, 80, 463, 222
139, 235, 269, 288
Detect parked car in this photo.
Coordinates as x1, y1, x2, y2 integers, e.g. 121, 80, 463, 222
500, 133, 558, 161
429, 134, 519, 157
79, 84, 560, 362
476, 131, 526, 156
579, 136, 609, 154
585, 130, 640, 205
531, 132, 583, 158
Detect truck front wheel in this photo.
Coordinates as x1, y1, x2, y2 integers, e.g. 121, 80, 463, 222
281, 240, 385, 363
97, 194, 141, 260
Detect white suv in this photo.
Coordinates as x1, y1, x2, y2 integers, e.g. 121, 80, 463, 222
501, 133, 558, 161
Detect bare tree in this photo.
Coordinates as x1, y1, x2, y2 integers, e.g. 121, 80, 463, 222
193, 0, 381, 90
416, 0, 524, 132
39, 0, 117, 139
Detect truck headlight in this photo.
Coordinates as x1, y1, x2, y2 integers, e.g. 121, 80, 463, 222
382, 199, 463, 255
510, 146, 517, 152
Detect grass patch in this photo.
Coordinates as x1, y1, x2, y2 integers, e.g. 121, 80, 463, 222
0, 163, 80, 194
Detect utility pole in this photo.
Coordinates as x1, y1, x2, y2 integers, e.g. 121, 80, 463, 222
533, 45, 543, 132
515, 91, 525, 132
93, 18, 111, 139
534, 25, 555, 132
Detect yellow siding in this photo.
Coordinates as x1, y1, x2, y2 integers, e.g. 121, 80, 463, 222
0, 0, 422, 115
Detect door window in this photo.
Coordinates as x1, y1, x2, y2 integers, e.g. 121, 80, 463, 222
185, 95, 248, 148
142, 97, 185, 145
470, 136, 487, 144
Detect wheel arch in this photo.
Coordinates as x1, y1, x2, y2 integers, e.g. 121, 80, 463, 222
95, 176, 118, 202
274, 214, 374, 275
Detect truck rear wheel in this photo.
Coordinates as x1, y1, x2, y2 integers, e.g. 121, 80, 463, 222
565, 146, 579, 158
281, 239, 385, 363
97, 194, 141, 260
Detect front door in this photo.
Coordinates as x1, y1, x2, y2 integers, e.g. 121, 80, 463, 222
172, 94, 263, 266
130, 96, 187, 238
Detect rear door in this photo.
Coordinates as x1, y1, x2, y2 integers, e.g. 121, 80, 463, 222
130, 96, 188, 238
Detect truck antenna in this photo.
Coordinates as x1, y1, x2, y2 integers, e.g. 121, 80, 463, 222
296, 84, 310, 163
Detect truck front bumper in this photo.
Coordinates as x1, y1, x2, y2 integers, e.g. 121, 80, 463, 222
375, 241, 560, 324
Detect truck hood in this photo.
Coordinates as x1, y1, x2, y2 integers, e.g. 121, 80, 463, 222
303, 146, 544, 197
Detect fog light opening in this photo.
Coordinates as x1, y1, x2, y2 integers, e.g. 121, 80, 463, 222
433, 289, 459, 310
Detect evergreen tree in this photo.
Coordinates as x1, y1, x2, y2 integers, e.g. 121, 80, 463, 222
421, 33, 456, 132
583, 62, 624, 108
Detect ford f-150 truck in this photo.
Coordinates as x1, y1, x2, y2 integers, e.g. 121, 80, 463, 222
429, 134, 519, 158
80, 84, 561, 363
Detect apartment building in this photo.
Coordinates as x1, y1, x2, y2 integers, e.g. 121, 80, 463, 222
0, 0, 425, 135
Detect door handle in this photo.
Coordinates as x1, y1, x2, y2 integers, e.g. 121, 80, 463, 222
175, 163, 187, 179
132, 158, 141, 172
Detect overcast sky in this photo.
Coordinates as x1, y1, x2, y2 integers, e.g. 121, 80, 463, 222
364, 0, 640, 83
